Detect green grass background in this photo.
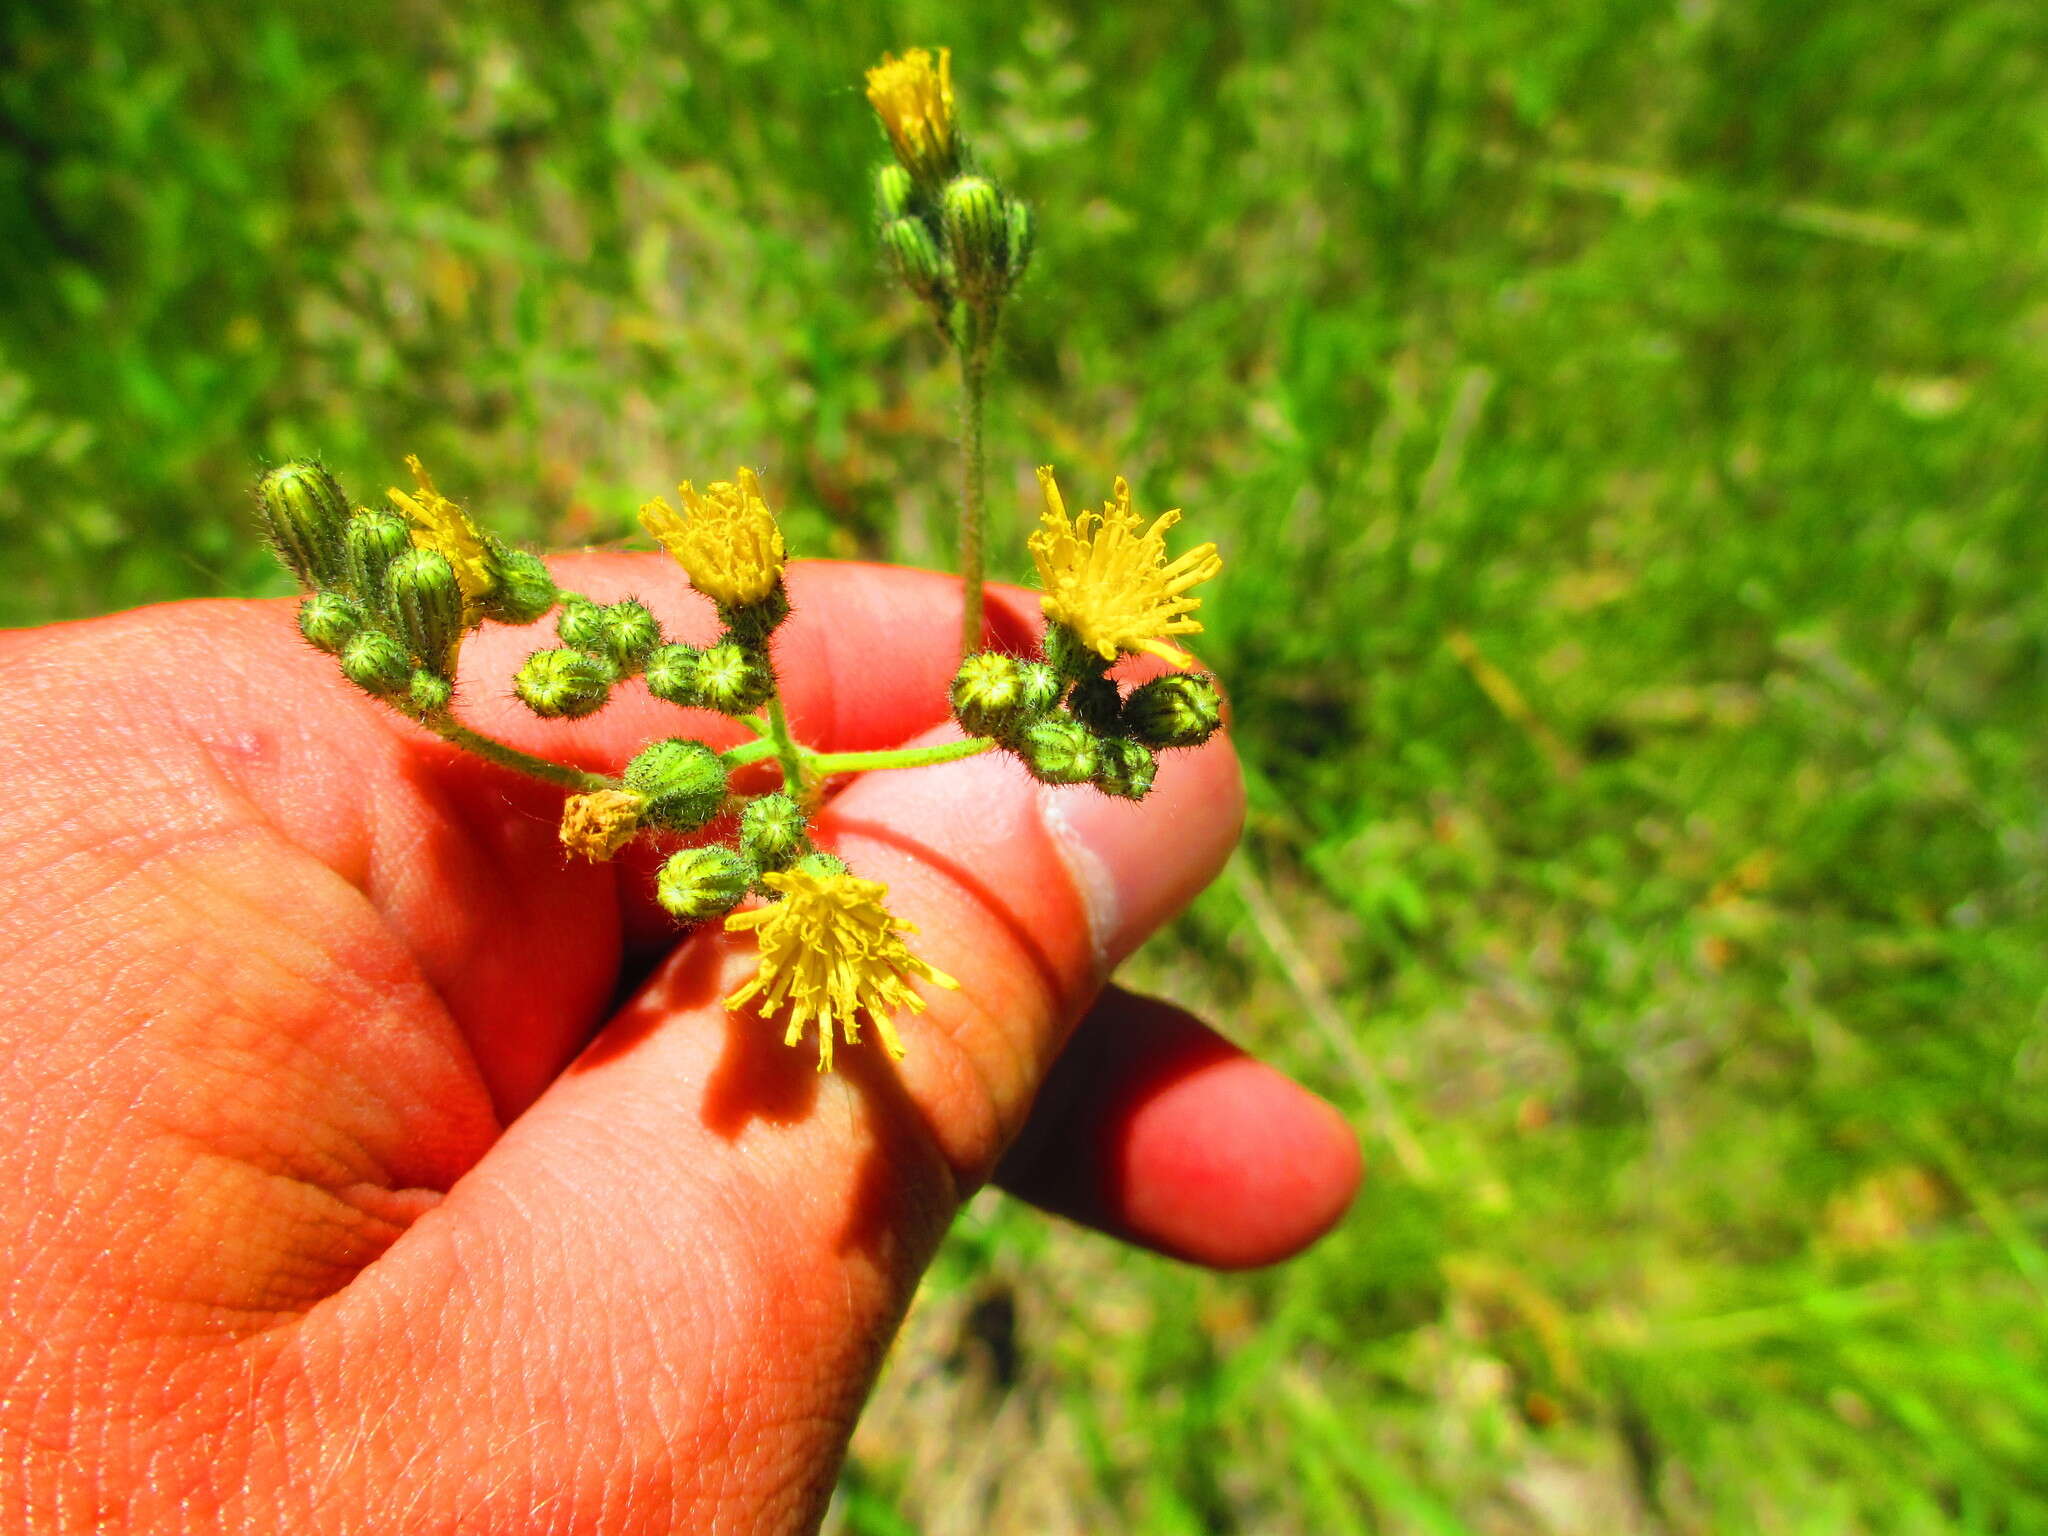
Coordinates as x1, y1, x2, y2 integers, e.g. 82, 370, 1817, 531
6, 1, 2048, 1529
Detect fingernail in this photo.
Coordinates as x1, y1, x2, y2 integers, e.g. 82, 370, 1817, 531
1038, 740, 1244, 973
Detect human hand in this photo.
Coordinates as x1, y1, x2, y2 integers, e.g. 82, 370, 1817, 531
0, 556, 1359, 1533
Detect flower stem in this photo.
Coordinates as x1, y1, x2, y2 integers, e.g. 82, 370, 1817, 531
764, 693, 809, 799
957, 318, 991, 662
720, 737, 782, 770
422, 716, 619, 793
806, 736, 996, 777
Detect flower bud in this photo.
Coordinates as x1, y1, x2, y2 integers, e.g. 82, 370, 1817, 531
256, 461, 352, 591
1067, 675, 1124, 737
657, 845, 756, 923
386, 546, 466, 669
719, 582, 790, 647
1016, 659, 1062, 716
874, 162, 915, 222
340, 629, 412, 698
514, 647, 615, 718
298, 592, 365, 655
740, 791, 808, 871
881, 215, 948, 307
345, 509, 413, 605
1019, 715, 1100, 785
488, 549, 558, 626
791, 851, 849, 881
1093, 737, 1158, 801
1042, 621, 1109, 682
624, 738, 728, 832
1005, 199, 1035, 282
950, 652, 1026, 737
601, 599, 662, 675
556, 598, 608, 654
941, 176, 1007, 304
408, 669, 454, 716
1123, 672, 1223, 749
697, 641, 775, 716
644, 643, 705, 706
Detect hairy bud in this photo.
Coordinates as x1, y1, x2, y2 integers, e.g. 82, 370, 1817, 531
941, 176, 1008, 304
719, 582, 790, 647
601, 599, 662, 675
488, 549, 558, 626
556, 598, 608, 654
1006, 199, 1035, 283
874, 162, 915, 223
1019, 715, 1100, 785
644, 643, 705, 707
950, 652, 1028, 737
298, 592, 365, 655
514, 647, 615, 719
340, 629, 412, 698
881, 215, 948, 308
1067, 675, 1124, 737
408, 669, 454, 716
345, 509, 413, 605
257, 461, 352, 591
1042, 621, 1109, 682
657, 845, 756, 922
740, 791, 808, 871
697, 642, 775, 716
1015, 659, 1063, 717
1123, 672, 1223, 749
386, 546, 466, 669
623, 738, 728, 832
1093, 737, 1158, 801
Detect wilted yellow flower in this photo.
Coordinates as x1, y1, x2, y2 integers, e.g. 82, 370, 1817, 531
559, 789, 646, 862
1028, 466, 1222, 665
388, 455, 497, 621
640, 468, 787, 609
865, 47, 958, 187
724, 865, 958, 1072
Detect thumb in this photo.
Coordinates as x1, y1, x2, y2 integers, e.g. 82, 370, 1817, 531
270, 722, 1242, 1531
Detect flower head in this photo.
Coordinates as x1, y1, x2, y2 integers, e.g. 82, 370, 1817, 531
640, 468, 787, 609
559, 789, 646, 862
387, 455, 497, 622
1027, 466, 1223, 665
724, 865, 958, 1072
865, 48, 959, 187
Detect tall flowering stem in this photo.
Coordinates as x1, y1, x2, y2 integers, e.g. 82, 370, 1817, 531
958, 333, 990, 659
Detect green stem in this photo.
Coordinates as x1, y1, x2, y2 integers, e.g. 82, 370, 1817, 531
806, 736, 996, 777
720, 737, 782, 770
958, 318, 991, 662
764, 693, 809, 798
423, 716, 618, 793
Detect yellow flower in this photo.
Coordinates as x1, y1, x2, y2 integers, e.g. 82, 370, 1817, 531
558, 789, 646, 862
640, 468, 787, 608
724, 866, 959, 1072
387, 455, 497, 622
865, 47, 958, 186
1027, 466, 1223, 665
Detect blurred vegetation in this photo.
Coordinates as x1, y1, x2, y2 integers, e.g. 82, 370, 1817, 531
7, 0, 2048, 1530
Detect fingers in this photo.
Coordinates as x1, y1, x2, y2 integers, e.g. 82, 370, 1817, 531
994, 987, 1362, 1269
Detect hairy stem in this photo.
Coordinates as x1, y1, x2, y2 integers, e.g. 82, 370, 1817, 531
422, 716, 619, 793
720, 737, 782, 770
806, 736, 996, 777
958, 317, 991, 662
764, 694, 809, 800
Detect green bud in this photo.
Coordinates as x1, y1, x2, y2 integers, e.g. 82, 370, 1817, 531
624, 738, 728, 832
697, 641, 775, 716
882, 215, 948, 307
657, 845, 756, 923
950, 652, 1026, 737
644, 643, 705, 706
345, 510, 414, 606
256, 461, 353, 591
941, 176, 1007, 304
488, 549, 558, 626
1043, 621, 1109, 682
718, 582, 789, 647
740, 791, 808, 871
386, 546, 466, 668
875, 162, 915, 222
340, 629, 412, 698
1068, 675, 1124, 737
408, 669, 454, 716
1005, 199, 1035, 282
790, 851, 848, 882
556, 598, 608, 653
514, 647, 615, 719
1124, 672, 1223, 749
1019, 715, 1100, 786
298, 592, 365, 655
601, 599, 662, 675
1016, 659, 1063, 716
1094, 737, 1158, 801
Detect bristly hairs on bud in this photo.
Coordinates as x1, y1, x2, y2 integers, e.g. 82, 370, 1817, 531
741, 791, 810, 872
298, 592, 366, 655
623, 738, 729, 833
515, 647, 616, 719
258, 461, 353, 592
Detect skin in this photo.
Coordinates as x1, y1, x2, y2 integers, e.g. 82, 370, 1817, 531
0, 555, 1361, 1534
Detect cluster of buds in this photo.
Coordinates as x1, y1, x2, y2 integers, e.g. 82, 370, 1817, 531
259, 458, 560, 719
866, 48, 1032, 343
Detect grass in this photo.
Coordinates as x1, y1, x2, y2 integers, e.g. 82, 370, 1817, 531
6, 1, 2048, 1529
